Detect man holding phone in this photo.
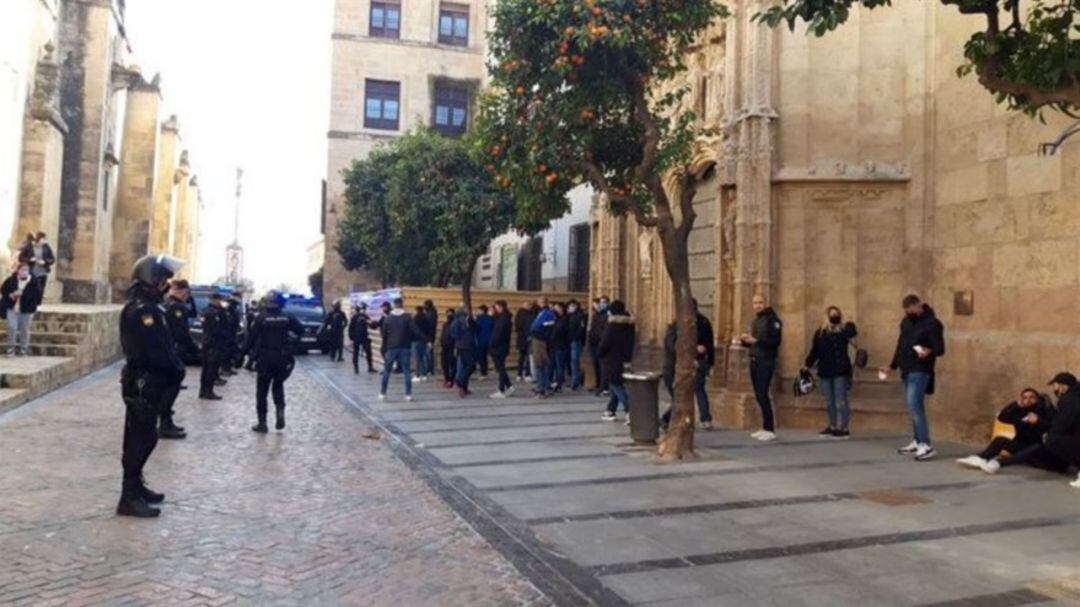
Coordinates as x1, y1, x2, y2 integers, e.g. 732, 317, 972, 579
880, 294, 945, 461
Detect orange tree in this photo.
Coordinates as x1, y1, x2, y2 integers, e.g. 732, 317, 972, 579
475, 0, 727, 459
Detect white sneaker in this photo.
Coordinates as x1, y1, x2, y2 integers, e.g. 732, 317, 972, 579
750, 430, 766, 439
624, 415, 631, 427
504, 385, 516, 396
378, 394, 386, 401
1070, 473, 1080, 488
897, 440, 919, 454
404, 395, 413, 402
956, 455, 986, 470
756, 431, 777, 442
490, 391, 507, 399
914, 444, 936, 461
701, 421, 713, 431
979, 458, 1001, 474
601, 412, 617, 422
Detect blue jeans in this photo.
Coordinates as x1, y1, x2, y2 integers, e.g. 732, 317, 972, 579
534, 357, 551, 394
381, 348, 412, 396
553, 348, 569, 388
570, 342, 584, 389
903, 372, 932, 445
607, 381, 630, 414
819, 376, 851, 430
410, 342, 428, 377
455, 349, 476, 391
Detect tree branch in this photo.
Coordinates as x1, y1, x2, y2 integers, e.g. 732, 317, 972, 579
628, 81, 662, 183
675, 171, 698, 242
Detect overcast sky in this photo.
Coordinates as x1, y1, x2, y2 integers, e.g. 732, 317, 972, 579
126, 0, 332, 293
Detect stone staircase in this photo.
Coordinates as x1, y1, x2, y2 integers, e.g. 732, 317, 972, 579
0, 305, 123, 414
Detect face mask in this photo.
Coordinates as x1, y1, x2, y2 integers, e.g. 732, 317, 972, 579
599, 302, 609, 312
829, 315, 841, 325
568, 305, 578, 313
221, 301, 230, 309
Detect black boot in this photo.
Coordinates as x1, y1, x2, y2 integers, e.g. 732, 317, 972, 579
199, 392, 223, 401
117, 480, 160, 518
275, 405, 286, 431
137, 477, 165, 504
158, 419, 187, 439
214, 378, 228, 386
252, 412, 268, 433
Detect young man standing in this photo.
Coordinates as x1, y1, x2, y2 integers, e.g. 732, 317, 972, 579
488, 301, 515, 398
513, 302, 535, 381
740, 294, 782, 442
880, 294, 945, 462
379, 298, 419, 402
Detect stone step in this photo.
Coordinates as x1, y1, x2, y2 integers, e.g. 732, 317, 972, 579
0, 388, 31, 415
0, 320, 92, 334
22, 344, 80, 358
20, 331, 82, 345
0, 356, 78, 391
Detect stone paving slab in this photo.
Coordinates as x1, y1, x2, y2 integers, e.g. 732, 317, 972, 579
308, 358, 1080, 607
0, 362, 550, 606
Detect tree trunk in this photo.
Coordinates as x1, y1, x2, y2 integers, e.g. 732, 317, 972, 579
656, 223, 700, 460
459, 256, 478, 312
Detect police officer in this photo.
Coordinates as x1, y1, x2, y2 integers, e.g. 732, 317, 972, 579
118, 254, 186, 518
243, 303, 259, 371
199, 293, 228, 400
220, 295, 242, 377
159, 279, 197, 439
349, 303, 374, 374
240, 291, 304, 432
323, 300, 348, 362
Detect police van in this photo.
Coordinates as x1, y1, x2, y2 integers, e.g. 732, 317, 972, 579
281, 295, 325, 353
188, 284, 247, 359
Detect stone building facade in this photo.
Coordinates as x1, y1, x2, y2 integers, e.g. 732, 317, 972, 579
0, 0, 204, 303
324, 0, 490, 303
591, 1, 1080, 443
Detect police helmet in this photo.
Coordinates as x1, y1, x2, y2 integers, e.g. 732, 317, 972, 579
261, 290, 284, 311
131, 254, 185, 289
793, 368, 817, 398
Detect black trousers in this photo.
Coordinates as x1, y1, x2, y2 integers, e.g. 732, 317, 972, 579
329, 333, 344, 361
492, 351, 511, 392
352, 340, 374, 373
200, 352, 220, 395
255, 358, 290, 419
1001, 442, 1071, 472
750, 356, 777, 432
121, 373, 168, 482
442, 346, 456, 384
979, 437, 1034, 460
158, 372, 184, 427
476, 345, 489, 376
517, 345, 531, 378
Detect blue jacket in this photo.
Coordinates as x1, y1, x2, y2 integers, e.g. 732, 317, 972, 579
476, 314, 495, 346
529, 307, 556, 342
449, 313, 478, 351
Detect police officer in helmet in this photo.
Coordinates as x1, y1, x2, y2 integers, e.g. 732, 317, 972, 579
240, 290, 304, 433
118, 254, 186, 518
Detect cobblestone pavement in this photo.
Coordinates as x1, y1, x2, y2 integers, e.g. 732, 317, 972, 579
0, 361, 550, 607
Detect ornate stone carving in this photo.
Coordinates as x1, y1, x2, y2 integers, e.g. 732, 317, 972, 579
29, 43, 68, 134
638, 231, 653, 279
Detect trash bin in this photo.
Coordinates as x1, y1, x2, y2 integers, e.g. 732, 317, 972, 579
623, 372, 661, 445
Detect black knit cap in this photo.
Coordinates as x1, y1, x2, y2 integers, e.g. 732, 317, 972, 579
1048, 372, 1078, 387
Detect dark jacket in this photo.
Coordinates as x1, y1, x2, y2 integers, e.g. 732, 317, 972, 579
489, 311, 513, 357
568, 310, 588, 345
1048, 385, 1080, 441
450, 313, 479, 351
588, 311, 608, 348
662, 322, 677, 377
514, 307, 535, 351
1, 274, 43, 314
413, 312, 434, 344
476, 314, 494, 347
805, 322, 858, 378
349, 312, 370, 343
165, 295, 199, 361
200, 305, 232, 359
997, 398, 1055, 446
18, 241, 54, 273
551, 313, 571, 351
598, 313, 635, 385
662, 314, 716, 372
324, 309, 348, 336
241, 309, 304, 368
745, 307, 782, 359
120, 291, 185, 386
440, 317, 456, 351
382, 308, 419, 351
889, 306, 945, 377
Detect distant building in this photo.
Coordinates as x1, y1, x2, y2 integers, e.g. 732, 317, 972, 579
472, 185, 592, 294
306, 237, 325, 277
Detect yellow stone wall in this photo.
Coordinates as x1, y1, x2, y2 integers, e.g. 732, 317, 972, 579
149, 116, 180, 255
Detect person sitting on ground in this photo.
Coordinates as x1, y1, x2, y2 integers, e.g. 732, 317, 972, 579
982, 373, 1080, 487
957, 387, 1054, 473
599, 300, 636, 423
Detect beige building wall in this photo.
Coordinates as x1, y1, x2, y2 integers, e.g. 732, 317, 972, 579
109, 76, 160, 296
324, 0, 489, 302
172, 174, 200, 281
149, 115, 180, 255
591, 1, 1080, 443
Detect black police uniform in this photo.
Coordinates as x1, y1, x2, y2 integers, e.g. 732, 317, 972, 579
199, 302, 229, 398
241, 304, 304, 432
159, 294, 197, 437
118, 255, 185, 518
324, 307, 348, 361
349, 310, 374, 374
221, 299, 242, 375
